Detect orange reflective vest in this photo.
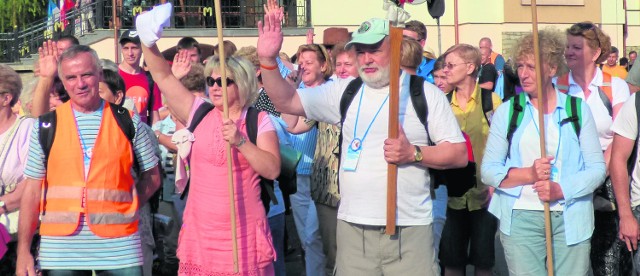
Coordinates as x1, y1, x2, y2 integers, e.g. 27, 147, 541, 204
40, 101, 138, 238
556, 72, 613, 103
490, 52, 500, 65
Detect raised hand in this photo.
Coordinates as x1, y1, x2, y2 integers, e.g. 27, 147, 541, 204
257, 0, 284, 63
38, 40, 59, 79
172, 49, 192, 80
306, 28, 314, 44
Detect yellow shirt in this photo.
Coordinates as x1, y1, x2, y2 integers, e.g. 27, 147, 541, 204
448, 87, 502, 211
601, 64, 628, 79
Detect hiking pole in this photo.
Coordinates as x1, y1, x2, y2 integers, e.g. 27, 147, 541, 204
213, 0, 239, 272
530, 0, 554, 275
386, 21, 403, 236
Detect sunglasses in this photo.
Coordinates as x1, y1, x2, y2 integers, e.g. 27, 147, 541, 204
444, 62, 470, 70
206, 76, 235, 87
576, 22, 601, 48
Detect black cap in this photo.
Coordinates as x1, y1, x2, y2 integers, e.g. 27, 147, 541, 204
120, 29, 141, 45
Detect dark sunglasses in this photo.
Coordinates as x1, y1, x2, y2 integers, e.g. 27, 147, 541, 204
576, 22, 601, 48
206, 76, 235, 87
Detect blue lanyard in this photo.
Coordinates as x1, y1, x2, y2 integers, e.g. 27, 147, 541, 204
352, 86, 389, 151
72, 101, 104, 163
527, 104, 561, 165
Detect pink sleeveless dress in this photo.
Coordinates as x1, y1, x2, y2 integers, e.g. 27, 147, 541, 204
178, 100, 275, 276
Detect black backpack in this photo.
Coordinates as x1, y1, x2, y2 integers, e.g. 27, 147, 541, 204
180, 103, 277, 214
339, 75, 477, 197
445, 88, 495, 126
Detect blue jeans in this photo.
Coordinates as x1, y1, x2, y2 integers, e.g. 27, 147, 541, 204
268, 213, 286, 276
44, 266, 142, 276
500, 210, 590, 275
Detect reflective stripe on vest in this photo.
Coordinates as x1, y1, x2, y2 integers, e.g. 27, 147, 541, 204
40, 101, 138, 238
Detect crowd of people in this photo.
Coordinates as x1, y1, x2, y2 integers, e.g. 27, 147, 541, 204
2, 0, 640, 275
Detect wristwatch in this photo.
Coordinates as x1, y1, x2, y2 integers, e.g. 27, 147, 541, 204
0, 200, 7, 213
413, 145, 423, 162
235, 136, 247, 148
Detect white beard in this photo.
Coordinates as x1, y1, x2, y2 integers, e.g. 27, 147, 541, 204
358, 65, 391, 89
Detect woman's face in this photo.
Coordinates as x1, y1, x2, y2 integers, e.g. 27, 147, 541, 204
516, 54, 555, 94
565, 35, 600, 71
334, 52, 357, 79
443, 52, 473, 87
98, 82, 118, 105
49, 91, 63, 111
208, 71, 240, 108
433, 69, 453, 93
298, 50, 326, 87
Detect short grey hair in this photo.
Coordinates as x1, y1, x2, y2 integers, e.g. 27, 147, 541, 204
57, 45, 101, 76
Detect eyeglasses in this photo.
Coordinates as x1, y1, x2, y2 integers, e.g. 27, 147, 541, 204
576, 22, 601, 48
444, 62, 471, 70
206, 76, 235, 87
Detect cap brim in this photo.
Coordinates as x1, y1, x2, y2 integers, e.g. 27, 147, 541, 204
345, 34, 386, 48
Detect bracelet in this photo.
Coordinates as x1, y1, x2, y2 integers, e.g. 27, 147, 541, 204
235, 136, 247, 148
260, 63, 278, 71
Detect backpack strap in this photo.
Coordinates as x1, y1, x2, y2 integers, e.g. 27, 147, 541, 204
556, 73, 570, 94
628, 93, 640, 174
146, 72, 155, 125
481, 89, 494, 126
561, 96, 582, 138
599, 72, 613, 117
339, 78, 364, 124
408, 75, 430, 142
506, 93, 526, 158
38, 111, 57, 167
246, 107, 277, 210
188, 102, 215, 132
108, 103, 139, 174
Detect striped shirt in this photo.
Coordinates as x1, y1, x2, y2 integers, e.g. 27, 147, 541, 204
24, 102, 158, 270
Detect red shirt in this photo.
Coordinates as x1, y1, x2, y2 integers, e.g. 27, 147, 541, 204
118, 68, 163, 124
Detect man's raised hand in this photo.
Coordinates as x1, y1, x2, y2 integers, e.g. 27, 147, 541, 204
38, 40, 59, 78
257, 0, 284, 63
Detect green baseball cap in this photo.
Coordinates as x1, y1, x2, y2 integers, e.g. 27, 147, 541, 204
346, 18, 389, 48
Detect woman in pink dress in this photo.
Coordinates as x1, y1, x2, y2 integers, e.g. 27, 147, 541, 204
140, 22, 281, 276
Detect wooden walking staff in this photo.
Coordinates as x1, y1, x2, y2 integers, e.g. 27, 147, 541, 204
213, 0, 239, 272
386, 23, 402, 235
530, 0, 554, 275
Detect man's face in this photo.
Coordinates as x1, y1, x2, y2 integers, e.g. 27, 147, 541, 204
56, 40, 74, 57
183, 47, 201, 63
355, 38, 391, 89
479, 39, 492, 51
59, 52, 102, 110
121, 42, 142, 67
607, 52, 618, 66
402, 30, 425, 47
630, 52, 637, 64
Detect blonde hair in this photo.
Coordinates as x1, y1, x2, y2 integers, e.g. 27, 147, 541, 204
443, 44, 481, 78
567, 22, 611, 64
204, 55, 259, 108
296, 44, 333, 79
512, 28, 567, 77
401, 38, 424, 70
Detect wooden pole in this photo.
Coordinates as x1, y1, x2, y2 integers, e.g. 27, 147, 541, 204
213, 0, 239, 272
454, 0, 459, 45
530, 0, 554, 275
113, 0, 118, 63
386, 24, 402, 236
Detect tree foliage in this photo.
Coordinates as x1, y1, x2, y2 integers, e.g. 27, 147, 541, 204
0, 0, 47, 32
